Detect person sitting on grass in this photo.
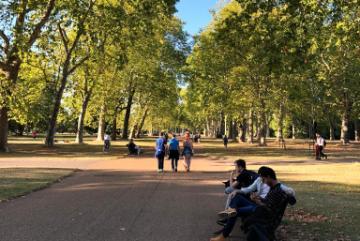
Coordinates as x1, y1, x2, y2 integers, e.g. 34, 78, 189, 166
211, 167, 295, 241
127, 139, 140, 155
224, 159, 256, 195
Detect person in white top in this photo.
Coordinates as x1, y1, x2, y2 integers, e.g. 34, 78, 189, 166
315, 133, 327, 160
224, 176, 295, 209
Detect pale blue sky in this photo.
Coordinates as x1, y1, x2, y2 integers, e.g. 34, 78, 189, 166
175, 0, 219, 36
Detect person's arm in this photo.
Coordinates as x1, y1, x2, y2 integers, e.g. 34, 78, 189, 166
251, 193, 266, 206
229, 171, 237, 187
280, 184, 295, 197
239, 177, 260, 194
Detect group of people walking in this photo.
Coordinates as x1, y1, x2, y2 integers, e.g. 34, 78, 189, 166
155, 131, 194, 173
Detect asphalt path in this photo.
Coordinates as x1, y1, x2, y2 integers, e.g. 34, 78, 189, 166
0, 170, 244, 241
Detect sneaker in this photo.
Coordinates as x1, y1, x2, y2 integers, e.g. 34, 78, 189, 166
218, 208, 237, 219
213, 228, 224, 235
216, 218, 227, 226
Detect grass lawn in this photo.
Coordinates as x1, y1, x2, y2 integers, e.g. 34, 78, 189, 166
0, 168, 75, 201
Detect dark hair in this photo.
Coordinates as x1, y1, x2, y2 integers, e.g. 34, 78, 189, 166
258, 166, 277, 180
235, 159, 246, 169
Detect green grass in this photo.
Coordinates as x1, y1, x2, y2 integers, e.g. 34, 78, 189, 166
278, 181, 360, 241
0, 168, 75, 201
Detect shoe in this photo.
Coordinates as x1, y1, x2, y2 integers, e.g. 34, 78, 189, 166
210, 234, 226, 241
218, 208, 237, 219
325, 155, 328, 159
216, 218, 227, 226
213, 228, 224, 235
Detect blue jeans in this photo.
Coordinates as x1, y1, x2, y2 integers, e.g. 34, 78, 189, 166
225, 186, 235, 194
223, 194, 257, 237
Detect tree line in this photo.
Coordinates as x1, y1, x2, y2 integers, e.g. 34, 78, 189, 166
0, 0, 189, 151
184, 0, 360, 145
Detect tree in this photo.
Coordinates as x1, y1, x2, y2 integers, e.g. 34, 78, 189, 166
0, 0, 56, 151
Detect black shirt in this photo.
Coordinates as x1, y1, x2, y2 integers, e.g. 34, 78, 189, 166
235, 170, 253, 188
263, 183, 289, 231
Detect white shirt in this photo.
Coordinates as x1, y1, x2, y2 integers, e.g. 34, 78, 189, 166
239, 177, 295, 199
316, 137, 325, 146
104, 134, 111, 141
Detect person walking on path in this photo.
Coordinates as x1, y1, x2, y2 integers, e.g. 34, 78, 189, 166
168, 134, 180, 172
223, 135, 228, 149
315, 133, 327, 160
182, 131, 194, 172
155, 133, 167, 173
103, 133, 111, 152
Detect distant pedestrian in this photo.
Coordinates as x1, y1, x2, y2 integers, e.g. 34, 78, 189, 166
155, 133, 167, 173
315, 133, 327, 160
103, 133, 111, 152
168, 134, 180, 172
182, 131, 194, 172
32, 130, 37, 139
223, 135, 228, 149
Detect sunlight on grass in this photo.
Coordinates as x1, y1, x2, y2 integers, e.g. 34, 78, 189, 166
0, 168, 74, 201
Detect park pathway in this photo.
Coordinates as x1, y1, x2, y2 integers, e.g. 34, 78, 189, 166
0, 170, 243, 241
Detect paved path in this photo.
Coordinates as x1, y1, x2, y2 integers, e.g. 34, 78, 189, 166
0, 170, 243, 241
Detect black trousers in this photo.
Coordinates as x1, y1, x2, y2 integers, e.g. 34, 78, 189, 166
169, 150, 179, 170
156, 152, 165, 170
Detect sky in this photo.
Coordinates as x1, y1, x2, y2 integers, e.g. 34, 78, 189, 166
175, 0, 219, 37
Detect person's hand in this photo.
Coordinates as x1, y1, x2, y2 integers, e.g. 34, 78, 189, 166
230, 170, 235, 178
230, 190, 242, 198
250, 193, 260, 201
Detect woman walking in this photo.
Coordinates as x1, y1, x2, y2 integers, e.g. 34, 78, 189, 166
182, 131, 194, 172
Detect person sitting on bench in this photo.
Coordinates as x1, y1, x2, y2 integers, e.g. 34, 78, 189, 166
127, 139, 140, 155
224, 159, 256, 195
211, 167, 295, 241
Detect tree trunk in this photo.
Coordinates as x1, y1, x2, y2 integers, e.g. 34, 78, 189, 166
111, 109, 118, 141
258, 99, 267, 146
355, 119, 360, 142
329, 119, 335, 141
247, 109, 254, 143
0, 107, 9, 152
136, 107, 149, 138
220, 112, 226, 136
239, 119, 247, 143
96, 103, 106, 141
291, 119, 296, 140
122, 88, 135, 139
276, 102, 285, 142
0, 65, 21, 152
259, 111, 267, 146
129, 124, 137, 139
340, 95, 352, 144
75, 92, 91, 144
45, 71, 69, 147
292, 124, 296, 140
205, 118, 210, 137
341, 113, 351, 144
